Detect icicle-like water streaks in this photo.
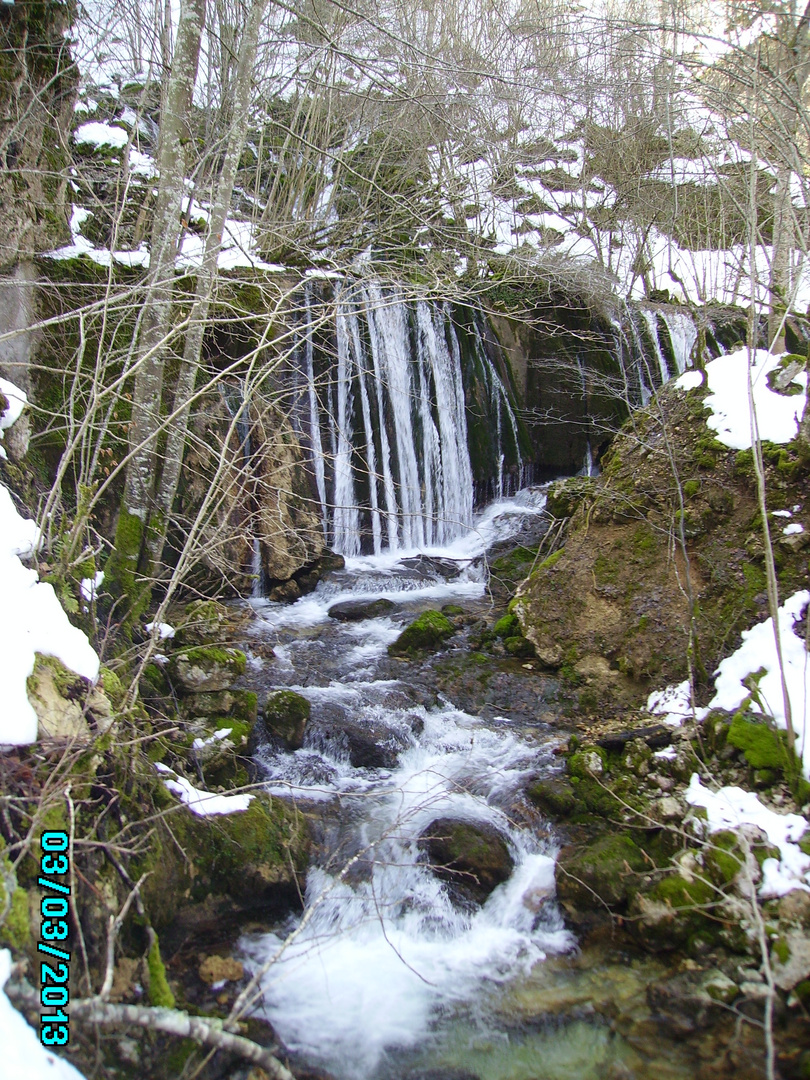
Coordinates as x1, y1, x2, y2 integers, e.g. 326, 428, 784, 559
301, 286, 491, 556
661, 311, 698, 374
640, 309, 670, 385
469, 313, 523, 501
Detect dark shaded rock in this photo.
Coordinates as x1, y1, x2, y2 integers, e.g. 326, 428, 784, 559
389, 610, 456, 657
268, 578, 302, 603
307, 711, 410, 768
264, 690, 311, 750
419, 818, 514, 906
556, 833, 647, 916
174, 599, 229, 646
178, 689, 257, 725
647, 969, 737, 1034
398, 555, 461, 579
596, 724, 673, 753
169, 647, 247, 693
527, 778, 577, 817
328, 598, 396, 621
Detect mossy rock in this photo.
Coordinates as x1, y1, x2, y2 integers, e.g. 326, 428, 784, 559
0, 854, 31, 949
493, 613, 521, 638
143, 793, 310, 925
527, 778, 577, 818
567, 746, 607, 779
179, 689, 258, 726
504, 635, 536, 658
630, 871, 721, 951
703, 830, 744, 887
99, 666, 126, 708
418, 818, 514, 907
388, 610, 456, 657
169, 646, 247, 693
545, 477, 597, 519
556, 833, 647, 913
174, 599, 229, 646
264, 690, 310, 750
727, 713, 790, 772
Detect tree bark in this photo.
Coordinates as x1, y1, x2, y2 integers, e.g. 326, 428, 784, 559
108, 0, 206, 609
141, 0, 270, 584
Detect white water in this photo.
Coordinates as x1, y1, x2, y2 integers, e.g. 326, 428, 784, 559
640, 309, 670, 386
661, 311, 698, 375
301, 287, 522, 558
243, 489, 570, 1078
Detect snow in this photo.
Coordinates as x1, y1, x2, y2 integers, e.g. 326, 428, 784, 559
0, 383, 100, 747
145, 621, 175, 640
192, 728, 233, 751
676, 370, 703, 392
0, 949, 87, 1079
783, 523, 804, 536
709, 590, 810, 780
155, 762, 254, 815
647, 679, 704, 726
80, 570, 104, 602
74, 121, 128, 149
685, 776, 810, 897
676, 349, 807, 450
0, 377, 26, 460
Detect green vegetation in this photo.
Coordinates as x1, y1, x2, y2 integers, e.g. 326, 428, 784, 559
388, 609, 456, 657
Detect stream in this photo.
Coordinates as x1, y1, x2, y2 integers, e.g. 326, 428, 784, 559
236, 490, 708, 1080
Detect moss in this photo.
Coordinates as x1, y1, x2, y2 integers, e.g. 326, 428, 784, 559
727, 714, 789, 771
441, 604, 465, 616
557, 833, 647, 910
683, 479, 700, 498
493, 613, 521, 638
99, 666, 126, 708
504, 635, 536, 658
106, 509, 145, 608
146, 936, 175, 1008
527, 779, 577, 817
535, 548, 564, 573
0, 856, 31, 948
388, 610, 455, 657
176, 645, 246, 673
215, 717, 251, 746
264, 690, 311, 749
651, 872, 715, 910
772, 936, 791, 965
567, 746, 607, 779
703, 830, 744, 886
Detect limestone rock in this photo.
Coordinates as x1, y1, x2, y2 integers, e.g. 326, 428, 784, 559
27, 656, 90, 742
264, 690, 310, 750
169, 647, 247, 693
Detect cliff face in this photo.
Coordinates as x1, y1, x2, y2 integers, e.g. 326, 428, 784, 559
0, 0, 76, 268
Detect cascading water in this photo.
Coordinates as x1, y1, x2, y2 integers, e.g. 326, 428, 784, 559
640, 309, 670, 386
660, 310, 698, 375
243, 489, 575, 1080
298, 285, 520, 558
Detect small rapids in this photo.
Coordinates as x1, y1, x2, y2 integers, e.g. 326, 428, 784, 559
240, 489, 575, 1079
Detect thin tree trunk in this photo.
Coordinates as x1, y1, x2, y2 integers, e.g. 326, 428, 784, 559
142, 0, 270, 583
108, 0, 206, 607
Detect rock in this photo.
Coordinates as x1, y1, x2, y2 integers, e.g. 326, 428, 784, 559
388, 610, 456, 657
198, 955, 244, 984
778, 890, 810, 928
652, 796, 682, 823
419, 818, 514, 906
328, 598, 396, 621
169, 647, 247, 693
307, 709, 410, 768
629, 872, 717, 949
772, 929, 810, 992
567, 746, 606, 778
179, 689, 258, 725
268, 579, 301, 603
264, 690, 311, 750
174, 599, 229, 646
398, 555, 461, 579
646, 969, 730, 1033
557, 834, 648, 916
26, 655, 91, 742
526, 778, 577, 817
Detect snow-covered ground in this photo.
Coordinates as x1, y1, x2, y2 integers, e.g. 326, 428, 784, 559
0, 385, 99, 747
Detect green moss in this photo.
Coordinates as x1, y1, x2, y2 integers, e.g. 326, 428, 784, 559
492, 613, 521, 638
527, 779, 577, 817
504, 635, 536, 658
146, 936, 175, 1008
264, 690, 310, 749
651, 872, 715, 910
535, 548, 564, 573
0, 856, 30, 948
176, 645, 246, 673
557, 833, 647, 909
99, 666, 126, 708
388, 610, 455, 657
441, 604, 465, 616
106, 509, 145, 607
567, 746, 607, 779
728, 714, 789, 771
703, 830, 744, 886
683, 479, 700, 498
772, 936, 791, 965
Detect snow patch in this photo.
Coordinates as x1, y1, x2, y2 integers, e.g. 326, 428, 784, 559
155, 763, 253, 815
701, 349, 806, 450
74, 121, 128, 149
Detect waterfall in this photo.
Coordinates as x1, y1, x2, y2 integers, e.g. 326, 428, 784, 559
300, 286, 492, 557
222, 381, 263, 597
640, 310, 670, 386
661, 310, 698, 374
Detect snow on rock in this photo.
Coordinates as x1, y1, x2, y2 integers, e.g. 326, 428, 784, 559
676, 348, 807, 450
145, 621, 175, 640
80, 571, 104, 603
685, 776, 810, 897
74, 121, 128, 149
783, 523, 804, 536
647, 679, 705, 726
155, 763, 254, 816
1, 949, 87, 1079
0, 472, 99, 746
0, 378, 27, 460
710, 590, 810, 779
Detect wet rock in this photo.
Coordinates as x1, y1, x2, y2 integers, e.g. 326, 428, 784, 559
264, 689, 311, 750
556, 833, 647, 916
398, 555, 461, 579
772, 929, 810, 992
527, 778, 577, 817
328, 598, 396, 621
307, 711, 410, 768
169, 646, 247, 693
178, 689, 257, 724
268, 578, 302, 603
389, 610, 456, 657
646, 969, 734, 1033
418, 818, 514, 906
596, 725, 673, 753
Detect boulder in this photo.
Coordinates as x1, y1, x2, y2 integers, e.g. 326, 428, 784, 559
556, 833, 647, 916
307, 712, 410, 769
169, 647, 247, 693
26, 655, 91, 742
419, 818, 514, 906
388, 610, 455, 657
174, 599, 229, 646
264, 690, 311, 750
328, 598, 396, 621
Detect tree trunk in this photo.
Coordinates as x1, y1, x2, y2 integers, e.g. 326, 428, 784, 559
141, 0, 270, 585
108, 0, 206, 611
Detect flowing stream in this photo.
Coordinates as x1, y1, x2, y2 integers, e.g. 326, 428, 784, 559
239, 491, 584, 1079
